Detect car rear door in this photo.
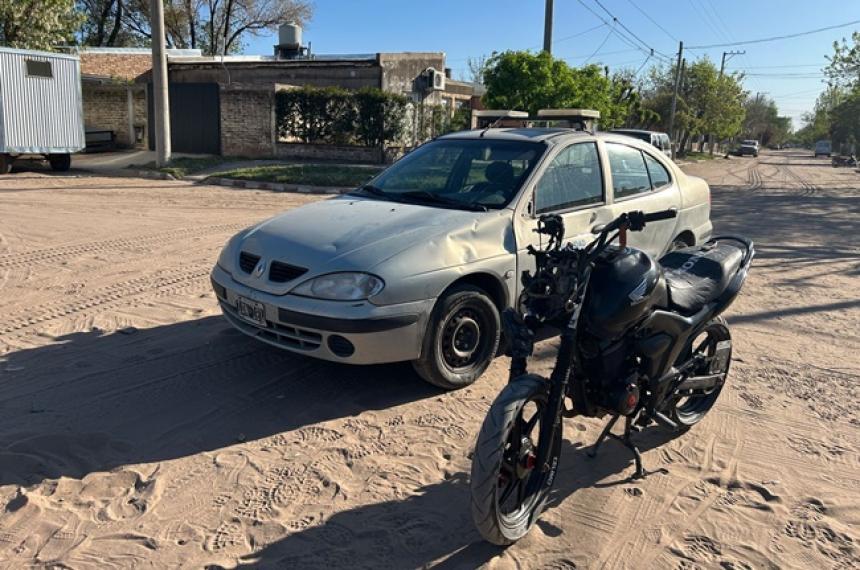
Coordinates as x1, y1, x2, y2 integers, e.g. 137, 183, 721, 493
601, 141, 681, 256
513, 140, 615, 296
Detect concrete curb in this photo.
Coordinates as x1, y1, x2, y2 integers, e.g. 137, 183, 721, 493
109, 168, 177, 181
202, 176, 348, 195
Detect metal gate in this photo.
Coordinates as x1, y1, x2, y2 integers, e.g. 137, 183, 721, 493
148, 83, 220, 154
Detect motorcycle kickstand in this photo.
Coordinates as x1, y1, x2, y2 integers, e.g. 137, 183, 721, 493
587, 415, 649, 480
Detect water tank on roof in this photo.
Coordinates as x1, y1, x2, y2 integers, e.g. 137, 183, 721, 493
279, 23, 302, 48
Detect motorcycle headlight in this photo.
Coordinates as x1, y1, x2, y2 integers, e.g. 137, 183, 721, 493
291, 272, 385, 301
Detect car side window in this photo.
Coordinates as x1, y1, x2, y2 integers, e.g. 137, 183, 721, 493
534, 142, 603, 213
643, 152, 672, 189
606, 143, 651, 199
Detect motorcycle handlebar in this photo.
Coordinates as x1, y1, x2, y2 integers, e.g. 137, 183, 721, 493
642, 208, 678, 223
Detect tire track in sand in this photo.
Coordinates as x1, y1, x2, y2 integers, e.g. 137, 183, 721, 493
0, 223, 245, 269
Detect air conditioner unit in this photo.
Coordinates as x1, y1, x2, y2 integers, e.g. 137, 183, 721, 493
426, 67, 445, 91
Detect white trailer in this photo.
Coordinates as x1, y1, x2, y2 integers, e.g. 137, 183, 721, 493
0, 47, 85, 174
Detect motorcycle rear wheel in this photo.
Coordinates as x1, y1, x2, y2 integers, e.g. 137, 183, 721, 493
470, 374, 562, 545
669, 316, 731, 429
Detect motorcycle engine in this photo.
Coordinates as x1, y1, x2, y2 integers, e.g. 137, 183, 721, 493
580, 335, 641, 416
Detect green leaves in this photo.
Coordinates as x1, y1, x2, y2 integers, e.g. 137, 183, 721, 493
481, 50, 638, 127
275, 86, 409, 147
0, 0, 81, 51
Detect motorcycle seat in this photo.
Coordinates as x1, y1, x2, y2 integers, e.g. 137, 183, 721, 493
659, 241, 745, 315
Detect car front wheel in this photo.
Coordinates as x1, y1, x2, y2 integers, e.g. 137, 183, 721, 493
412, 284, 500, 390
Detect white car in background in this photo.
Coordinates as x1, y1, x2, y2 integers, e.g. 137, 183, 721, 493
211, 128, 712, 389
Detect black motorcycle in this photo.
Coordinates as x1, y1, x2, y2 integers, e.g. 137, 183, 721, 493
469, 208, 754, 545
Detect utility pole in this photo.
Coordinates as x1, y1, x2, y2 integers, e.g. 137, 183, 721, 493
719, 50, 745, 76
543, 0, 554, 53
151, 0, 171, 167
668, 41, 683, 159
708, 50, 745, 155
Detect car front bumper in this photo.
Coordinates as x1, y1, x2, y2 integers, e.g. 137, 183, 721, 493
210, 264, 433, 365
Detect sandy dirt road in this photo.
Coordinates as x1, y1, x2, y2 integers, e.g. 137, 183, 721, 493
0, 151, 857, 569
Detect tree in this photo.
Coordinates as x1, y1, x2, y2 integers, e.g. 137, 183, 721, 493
641, 57, 746, 154
743, 94, 791, 146
79, 0, 312, 54
464, 54, 489, 84
482, 50, 645, 127
826, 31, 860, 87
0, 0, 81, 50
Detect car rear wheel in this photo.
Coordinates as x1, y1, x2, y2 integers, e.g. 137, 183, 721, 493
0, 154, 11, 175
412, 284, 500, 390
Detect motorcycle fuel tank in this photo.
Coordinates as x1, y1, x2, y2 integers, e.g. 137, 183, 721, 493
582, 246, 667, 339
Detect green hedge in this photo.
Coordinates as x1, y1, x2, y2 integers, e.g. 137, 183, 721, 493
276, 86, 409, 147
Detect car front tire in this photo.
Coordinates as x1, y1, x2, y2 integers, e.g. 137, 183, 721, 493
412, 284, 500, 390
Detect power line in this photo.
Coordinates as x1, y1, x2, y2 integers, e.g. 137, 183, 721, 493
585, 25, 616, 64
687, 18, 860, 49
575, 0, 672, 62
625, 0, 677, 42
592, 0, 674, 60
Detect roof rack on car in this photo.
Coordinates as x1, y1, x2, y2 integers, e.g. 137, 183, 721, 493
534, 109, 600, 132
472, 109, 530, 132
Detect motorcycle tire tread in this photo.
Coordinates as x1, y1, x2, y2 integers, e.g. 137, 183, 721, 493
470, 374, 549, 546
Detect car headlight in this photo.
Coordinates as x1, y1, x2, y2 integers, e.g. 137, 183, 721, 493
291, 272, 385, 300
216, 234, 242, 274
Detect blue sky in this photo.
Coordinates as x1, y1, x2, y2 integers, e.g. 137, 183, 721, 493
244, 0, 860, 128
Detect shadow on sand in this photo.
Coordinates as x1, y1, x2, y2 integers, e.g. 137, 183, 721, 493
0, 316, 438, 488
237, 426, 680, 569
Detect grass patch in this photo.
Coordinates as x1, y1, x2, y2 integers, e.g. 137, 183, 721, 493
217, 164, 384, 187
136, 156, 233, 178
681, 151, 716, 161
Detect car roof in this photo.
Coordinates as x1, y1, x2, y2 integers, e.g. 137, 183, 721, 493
438, 128, 668, 146
610, 128, 664, 135
438, 128, 586, 143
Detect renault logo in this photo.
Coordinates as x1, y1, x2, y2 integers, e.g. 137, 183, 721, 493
253, 260, 267, 278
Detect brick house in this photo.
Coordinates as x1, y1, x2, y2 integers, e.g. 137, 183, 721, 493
78, 47, 200, 149
157, 52, 482, 160
77, 47, 482, 160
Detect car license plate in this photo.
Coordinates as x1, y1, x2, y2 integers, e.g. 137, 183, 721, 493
236, 297, 267, 326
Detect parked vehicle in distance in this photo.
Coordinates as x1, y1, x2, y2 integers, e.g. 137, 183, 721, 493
211, 126, 713, 389
815, 140, 832, 158
610, 129, 672, 158
738, 140, 759, 157
0, 47, 85, 174
831, 154, 856, 168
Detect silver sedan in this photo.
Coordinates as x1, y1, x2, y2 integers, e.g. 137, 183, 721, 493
211, 128, 712, 389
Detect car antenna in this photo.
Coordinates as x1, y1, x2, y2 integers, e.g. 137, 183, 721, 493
476, 110, 529, 138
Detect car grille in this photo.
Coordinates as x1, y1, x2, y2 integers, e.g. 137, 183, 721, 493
221, 302, 322, 351
269, 261, 308, 283
239, 251, 260, 273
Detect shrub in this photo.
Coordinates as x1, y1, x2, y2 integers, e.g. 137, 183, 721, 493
275, 86, 409, 147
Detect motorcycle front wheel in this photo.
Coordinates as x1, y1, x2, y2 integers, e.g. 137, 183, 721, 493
470, 374, 562, 545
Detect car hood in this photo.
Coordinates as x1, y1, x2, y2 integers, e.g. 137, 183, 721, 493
230, 195, 513, 295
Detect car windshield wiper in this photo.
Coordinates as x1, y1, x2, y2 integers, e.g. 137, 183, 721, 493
398, 190, 488, 212
350, 184, 390, 200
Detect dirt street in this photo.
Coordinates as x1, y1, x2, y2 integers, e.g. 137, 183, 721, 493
0, 152, 857, 569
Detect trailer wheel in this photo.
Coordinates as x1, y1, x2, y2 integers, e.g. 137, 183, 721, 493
48, 153, 71, 172
0, 154, 11, 175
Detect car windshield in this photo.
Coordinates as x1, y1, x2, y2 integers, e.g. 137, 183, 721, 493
356, 139, 545, 210
742, 140, 757, 146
